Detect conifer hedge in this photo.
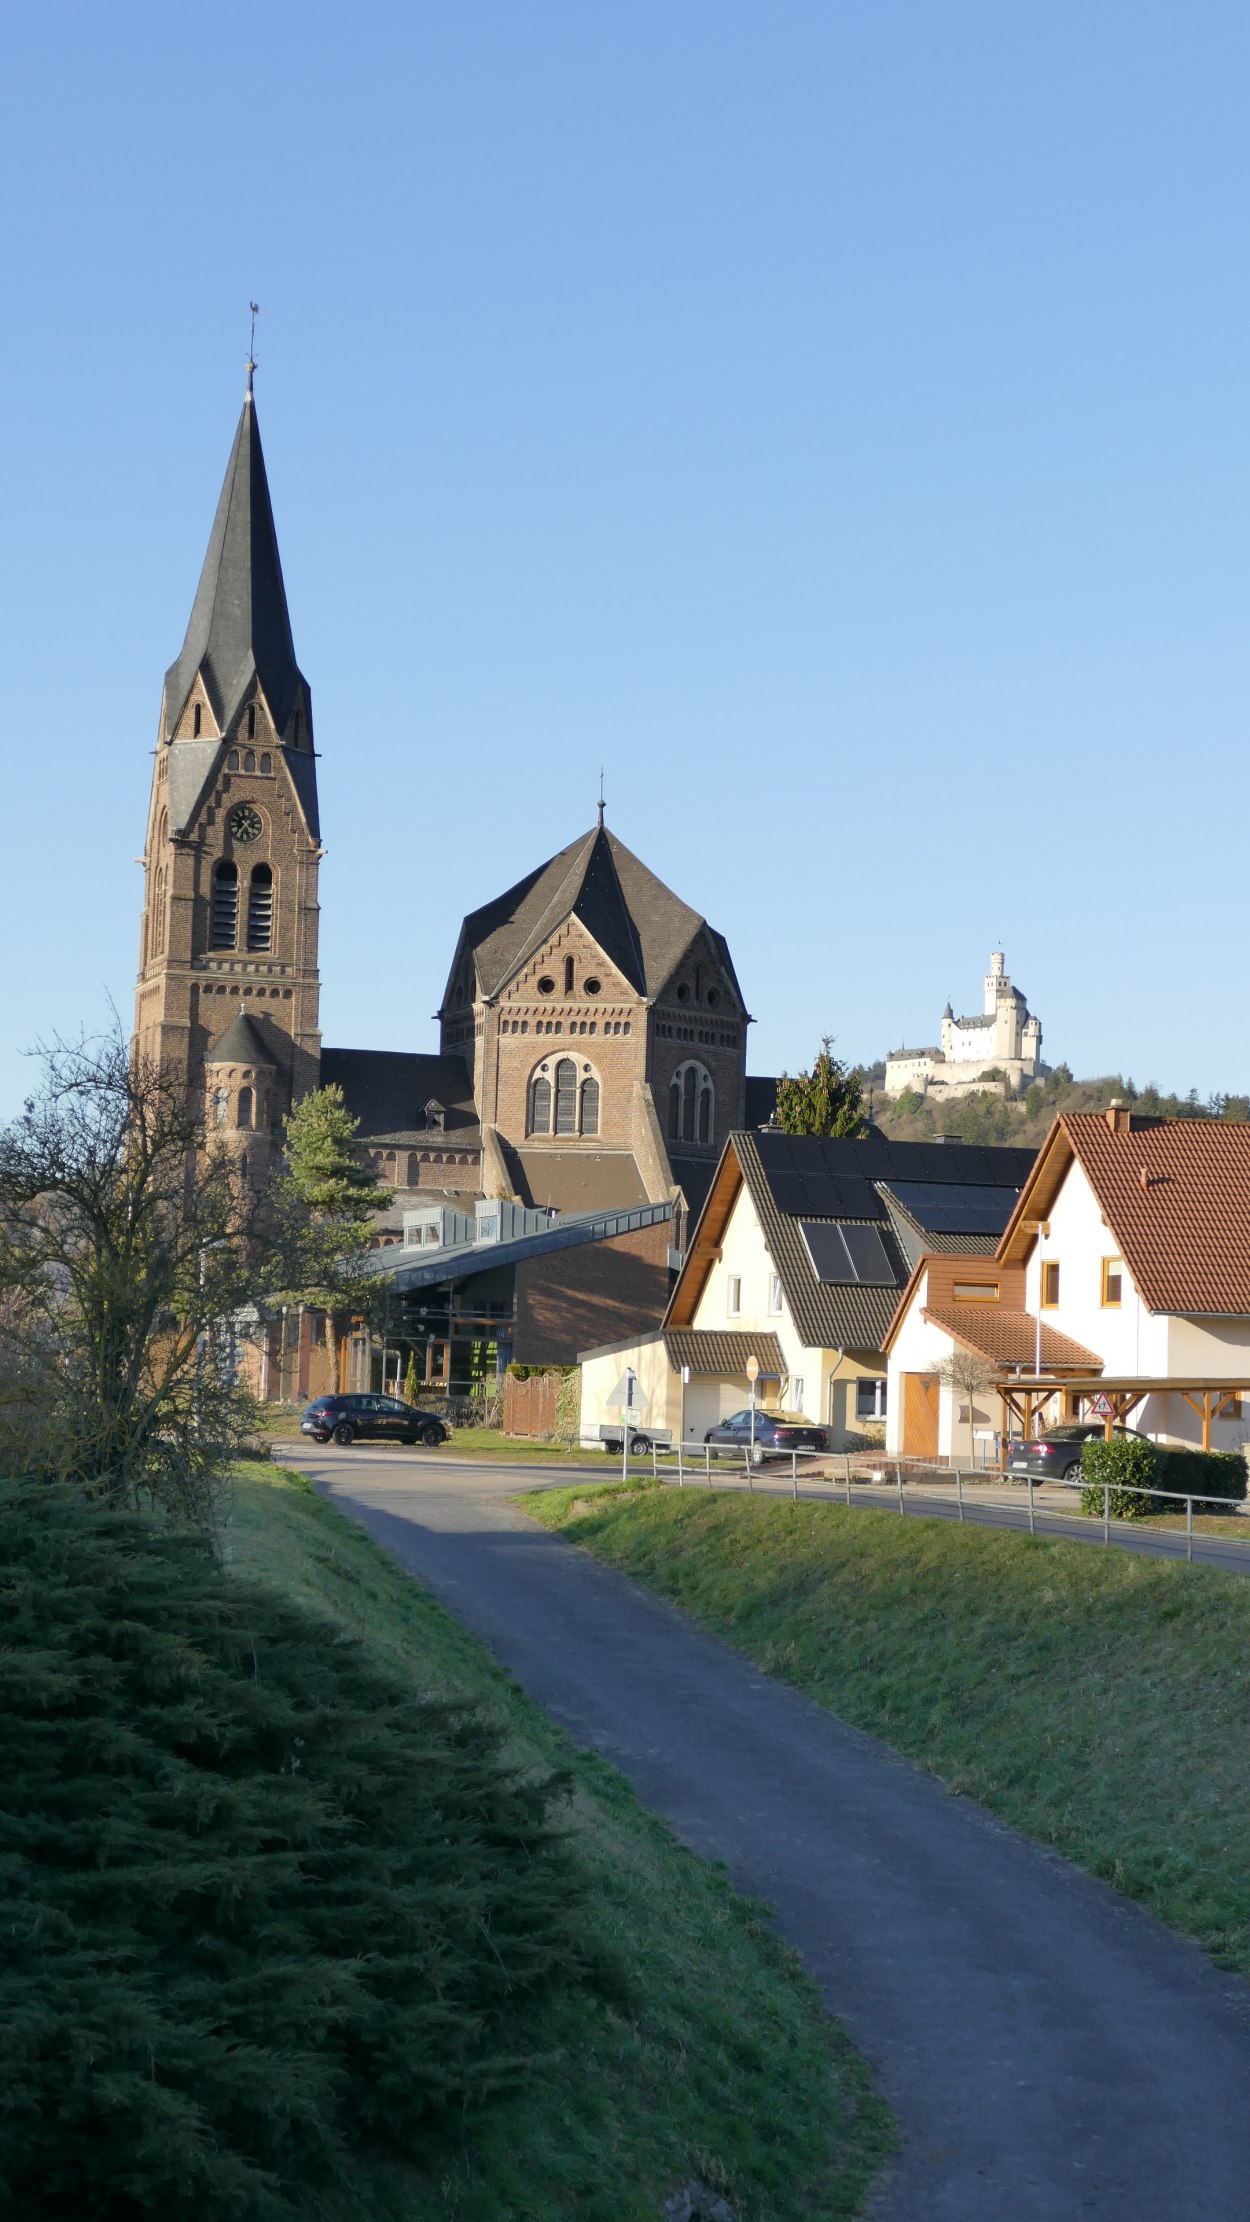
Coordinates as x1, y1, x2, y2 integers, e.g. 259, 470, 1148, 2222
0, 1479, 611, 2220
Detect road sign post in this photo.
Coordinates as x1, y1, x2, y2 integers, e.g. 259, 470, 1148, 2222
746, 1355, 759, 1470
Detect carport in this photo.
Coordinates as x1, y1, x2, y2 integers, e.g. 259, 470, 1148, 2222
999, 1374, 1250, 1450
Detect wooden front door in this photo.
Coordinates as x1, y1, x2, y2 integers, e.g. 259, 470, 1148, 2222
903, 1373, 940, 1459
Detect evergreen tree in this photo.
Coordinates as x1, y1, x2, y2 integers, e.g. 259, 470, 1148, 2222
403, 1350, 420, 1404
774, 1038, 867, 1139
268, 1087, 389, 1373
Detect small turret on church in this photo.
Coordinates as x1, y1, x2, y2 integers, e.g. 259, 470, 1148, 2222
132, 381, 323, 1178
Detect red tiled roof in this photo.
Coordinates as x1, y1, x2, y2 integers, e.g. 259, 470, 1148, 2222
923, 1306, 1101, 1370
1064, 1114, 1250, 1316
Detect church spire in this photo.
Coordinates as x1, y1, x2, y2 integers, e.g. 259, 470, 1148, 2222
162, 386, 306, 748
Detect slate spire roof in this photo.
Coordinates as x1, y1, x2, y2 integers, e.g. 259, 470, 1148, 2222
460, 824, 743, 1006
159, 389, 320, 840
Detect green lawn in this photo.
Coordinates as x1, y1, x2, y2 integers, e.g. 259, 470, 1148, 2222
226, 1466, 892, 2221
523, 1482, 1250, 1978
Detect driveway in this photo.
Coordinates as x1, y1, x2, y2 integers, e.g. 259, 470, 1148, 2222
280, 1443, 1250, 2219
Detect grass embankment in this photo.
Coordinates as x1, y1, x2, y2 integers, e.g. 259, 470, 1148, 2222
228, 1465, 891, 2220
524, 1484, 1250, 1976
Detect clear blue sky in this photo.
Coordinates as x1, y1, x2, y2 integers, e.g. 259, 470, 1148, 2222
1, 1, 1246, 1114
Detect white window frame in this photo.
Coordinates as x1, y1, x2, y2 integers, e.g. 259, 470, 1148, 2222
727, 1274, 742, 1317
855, 1377, 888, 1421
769, 1272, 783, 1315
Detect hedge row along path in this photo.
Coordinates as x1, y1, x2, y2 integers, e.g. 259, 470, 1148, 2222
282, 1442, 1250, 2222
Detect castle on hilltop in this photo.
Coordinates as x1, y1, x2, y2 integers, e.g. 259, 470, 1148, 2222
884, 951, 1044, 1101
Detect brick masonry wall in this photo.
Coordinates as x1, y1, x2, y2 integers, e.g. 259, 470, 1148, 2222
513, 1219, 672, 1366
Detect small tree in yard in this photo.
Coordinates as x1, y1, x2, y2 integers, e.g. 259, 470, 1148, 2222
0, 1031, 258, 1522
267, 1085, 389, 1375
936, 1349, 998, 1464
403, 1349, 420, 1404
774, 1037, 867, 1139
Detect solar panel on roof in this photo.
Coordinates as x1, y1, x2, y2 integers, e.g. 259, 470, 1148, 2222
886, 1180, 1018, 1236
800, 1221, 897, 1286
840, 1223, 895, 1283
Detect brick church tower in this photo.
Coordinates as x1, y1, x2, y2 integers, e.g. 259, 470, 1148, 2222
133, 378, 322, 1177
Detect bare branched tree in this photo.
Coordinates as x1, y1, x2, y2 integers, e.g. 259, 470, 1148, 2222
935, 1348, 998, 1460
0, 1029, 262, 1524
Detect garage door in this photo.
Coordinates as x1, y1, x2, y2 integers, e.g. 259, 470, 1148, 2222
682, 1380, 747, 1440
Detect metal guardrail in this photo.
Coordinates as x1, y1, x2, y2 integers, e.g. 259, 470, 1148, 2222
642, 1443, 1250, 1562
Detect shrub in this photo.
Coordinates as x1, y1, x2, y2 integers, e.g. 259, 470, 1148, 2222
1158, 1445, 1247, 1507
1081, 1436, 1248, 1518
1080, 1433, 1160, 1518
0, 1480, 614, 2221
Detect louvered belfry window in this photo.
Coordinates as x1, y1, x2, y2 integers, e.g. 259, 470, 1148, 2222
554, 1058, 577, 1135
212, 862, 239, 949
247, 864, 273, 953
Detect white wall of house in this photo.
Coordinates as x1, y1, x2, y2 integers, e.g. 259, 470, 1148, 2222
687, 1184, 881, 1440
886, 1267, 959, 1460
578, 1332, 679, 1441
1023, 1157, 1249, 1447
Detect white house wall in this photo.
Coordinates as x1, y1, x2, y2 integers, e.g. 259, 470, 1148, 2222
687, 1182, 881, 1440
579, 1332, 678, 1437
885, 1267, 959, 1460
1025, 1155, 1248, 1448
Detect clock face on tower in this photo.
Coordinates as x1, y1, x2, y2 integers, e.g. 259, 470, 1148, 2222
229, 805, 263, 845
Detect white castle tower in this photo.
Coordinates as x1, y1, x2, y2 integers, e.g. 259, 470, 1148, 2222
884, 950, 1044, 1101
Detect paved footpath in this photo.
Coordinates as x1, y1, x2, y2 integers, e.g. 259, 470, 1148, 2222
284, 1445, 1250, 2219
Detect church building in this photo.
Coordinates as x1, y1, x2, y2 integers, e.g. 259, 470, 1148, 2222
134, 383, 755, 1247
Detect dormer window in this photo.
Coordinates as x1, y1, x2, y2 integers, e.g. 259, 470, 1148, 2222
425, 1100, 446, 1134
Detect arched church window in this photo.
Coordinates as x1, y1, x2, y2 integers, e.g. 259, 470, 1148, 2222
237, 1086, 253, 1130
260, 752, 272, 775
580, 1077, 600, 1137
564, 955, 575, 995
244, 749, 256, 773
193, 703, 202, 737
247, 704, 256, 741
228, 749, 240, 770
669, 1078, 681, 1139
554, 1058, 577, 1135
247, 864, 273, 953
214, 1085, 229, 1126
212, 862, 239, 949
683, 1064, 697, 1138
528, 1070, 552, 1135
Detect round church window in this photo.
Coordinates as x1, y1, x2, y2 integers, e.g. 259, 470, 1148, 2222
584, 977, 601, 995
537, 975, 555, 995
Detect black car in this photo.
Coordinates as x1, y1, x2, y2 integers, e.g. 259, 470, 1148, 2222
1006, 1422, 1149, 1483
300, 1394, 448, 1449
704, 1409, 829, 1467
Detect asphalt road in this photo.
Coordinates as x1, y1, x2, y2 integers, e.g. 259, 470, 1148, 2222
280, 1442, 1250, 2219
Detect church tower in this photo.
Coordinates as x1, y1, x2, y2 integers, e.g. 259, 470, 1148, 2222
133, 379, 322, 1176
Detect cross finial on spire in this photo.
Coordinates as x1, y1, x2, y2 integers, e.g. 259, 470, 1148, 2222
246, 301, 260, 395
597, 768, 605, 830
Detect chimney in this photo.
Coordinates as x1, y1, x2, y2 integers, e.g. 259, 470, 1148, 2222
1140, 1165, 1151, 1191
1106, 1105, 1132, 1134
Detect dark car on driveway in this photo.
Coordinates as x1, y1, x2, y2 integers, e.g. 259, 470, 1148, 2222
704, 1409, 829, 1468
300, 1394, 448, 1449
1007, 1422, 1149, 1483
